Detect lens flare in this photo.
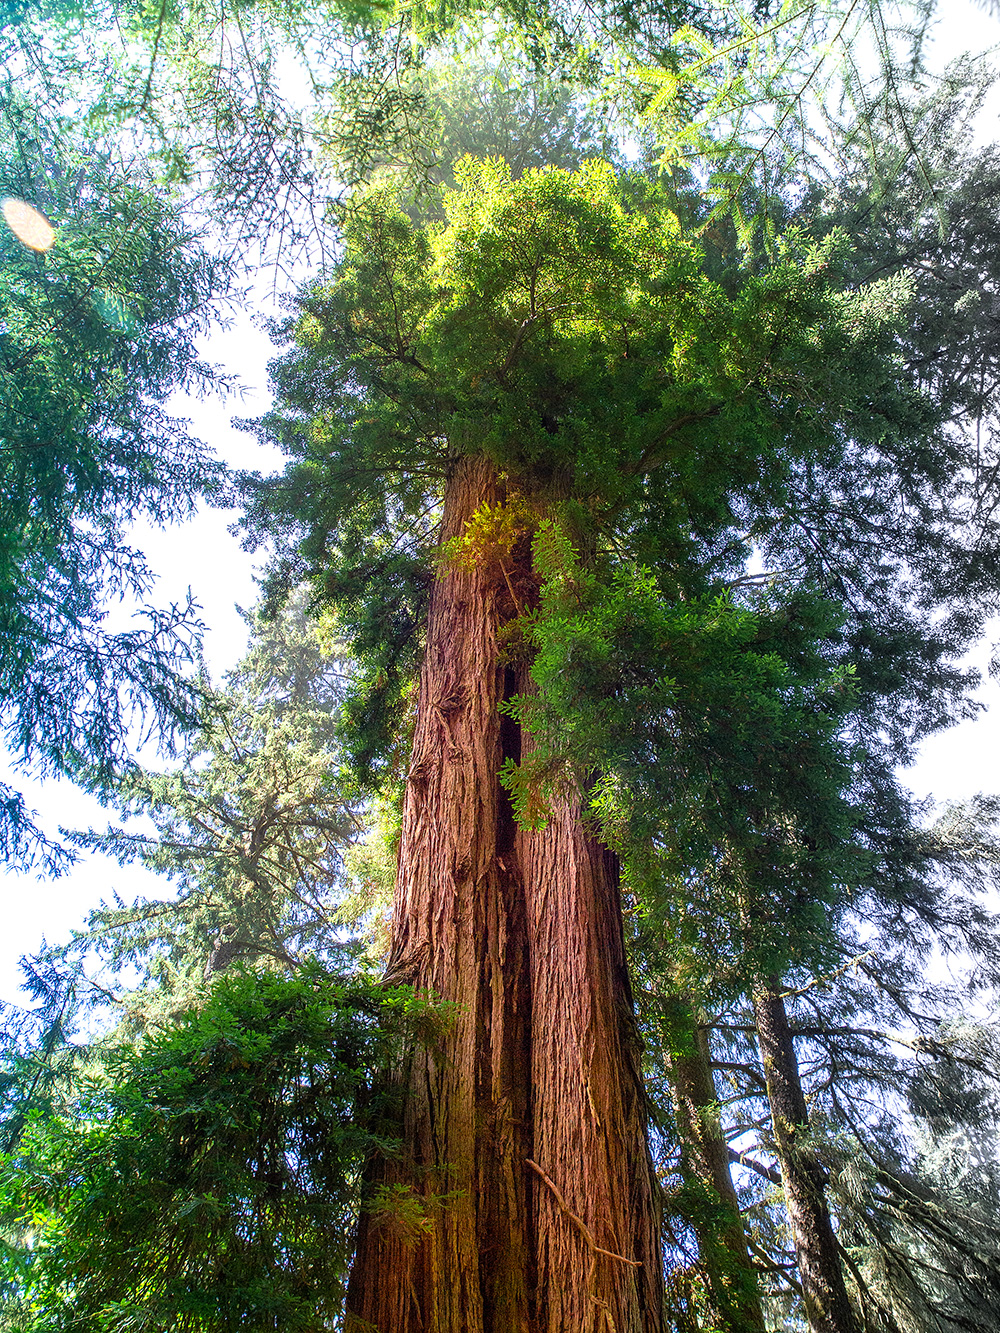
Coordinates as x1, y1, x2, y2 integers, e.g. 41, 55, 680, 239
1, 197, 56, 252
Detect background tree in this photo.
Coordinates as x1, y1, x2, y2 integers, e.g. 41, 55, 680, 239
0, 87, 228, 872
724, 795, 1000, 1329
21, 592, 363, 1034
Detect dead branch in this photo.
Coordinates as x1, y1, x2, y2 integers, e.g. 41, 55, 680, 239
526, 1159, 642, 1269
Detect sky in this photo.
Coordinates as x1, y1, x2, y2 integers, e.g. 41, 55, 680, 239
3, 1, 1000, 1007
0, 306, 282, 1006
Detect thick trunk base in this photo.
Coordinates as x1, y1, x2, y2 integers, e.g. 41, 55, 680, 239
346, 457, 663, 1333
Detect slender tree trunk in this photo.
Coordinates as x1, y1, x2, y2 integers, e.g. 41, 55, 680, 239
752, 979, 859, 1333
346, 455, 663, 1333
664, 996, 765, 1333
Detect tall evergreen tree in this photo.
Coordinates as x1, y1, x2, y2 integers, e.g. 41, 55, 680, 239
239, 149, 989, 1329
680, 790, 1000, 1332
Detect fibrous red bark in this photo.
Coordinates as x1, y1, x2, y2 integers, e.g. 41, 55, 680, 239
346, 455, 663, 1333
517, 760, 663, 1331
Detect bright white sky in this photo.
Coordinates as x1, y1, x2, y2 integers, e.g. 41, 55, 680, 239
3, 1, 1000, 1006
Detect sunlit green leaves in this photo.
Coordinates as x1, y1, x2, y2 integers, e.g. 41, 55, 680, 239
500, 522, 860, 991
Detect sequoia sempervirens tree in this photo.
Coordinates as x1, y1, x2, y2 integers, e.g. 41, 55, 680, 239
244, 159, 944, 1330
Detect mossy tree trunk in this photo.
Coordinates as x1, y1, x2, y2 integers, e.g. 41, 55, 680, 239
664, 995, 766, 1333
753, 980, 859, 1333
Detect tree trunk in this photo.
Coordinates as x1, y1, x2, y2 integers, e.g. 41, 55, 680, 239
517, 739, 664, 1333
752, 979, 859, 1333
346, 455, 663, 1333
664, 995, 765, 1333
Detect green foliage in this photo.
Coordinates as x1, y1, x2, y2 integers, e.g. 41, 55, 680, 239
0, 966, 423, 1332
806, 57, 1000, 430
0, 603, 413, 1327
245, 158, 935, 791
823, 1014, 1000, 1333
341, 797, 404, 963
2, 0, 405, 266
47, 592, 365, 1028
247, 156, 959, 995
2, 0, 960, 292
0, 89, 227, 871
501, 521, 861, 989
0, 958, 84, 1161
337, 55, 626, 215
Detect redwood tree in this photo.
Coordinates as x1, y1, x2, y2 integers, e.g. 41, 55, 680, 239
244, 159, 959, 1329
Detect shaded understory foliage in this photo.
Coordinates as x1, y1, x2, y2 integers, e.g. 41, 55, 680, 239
0, 968, 432, 1333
